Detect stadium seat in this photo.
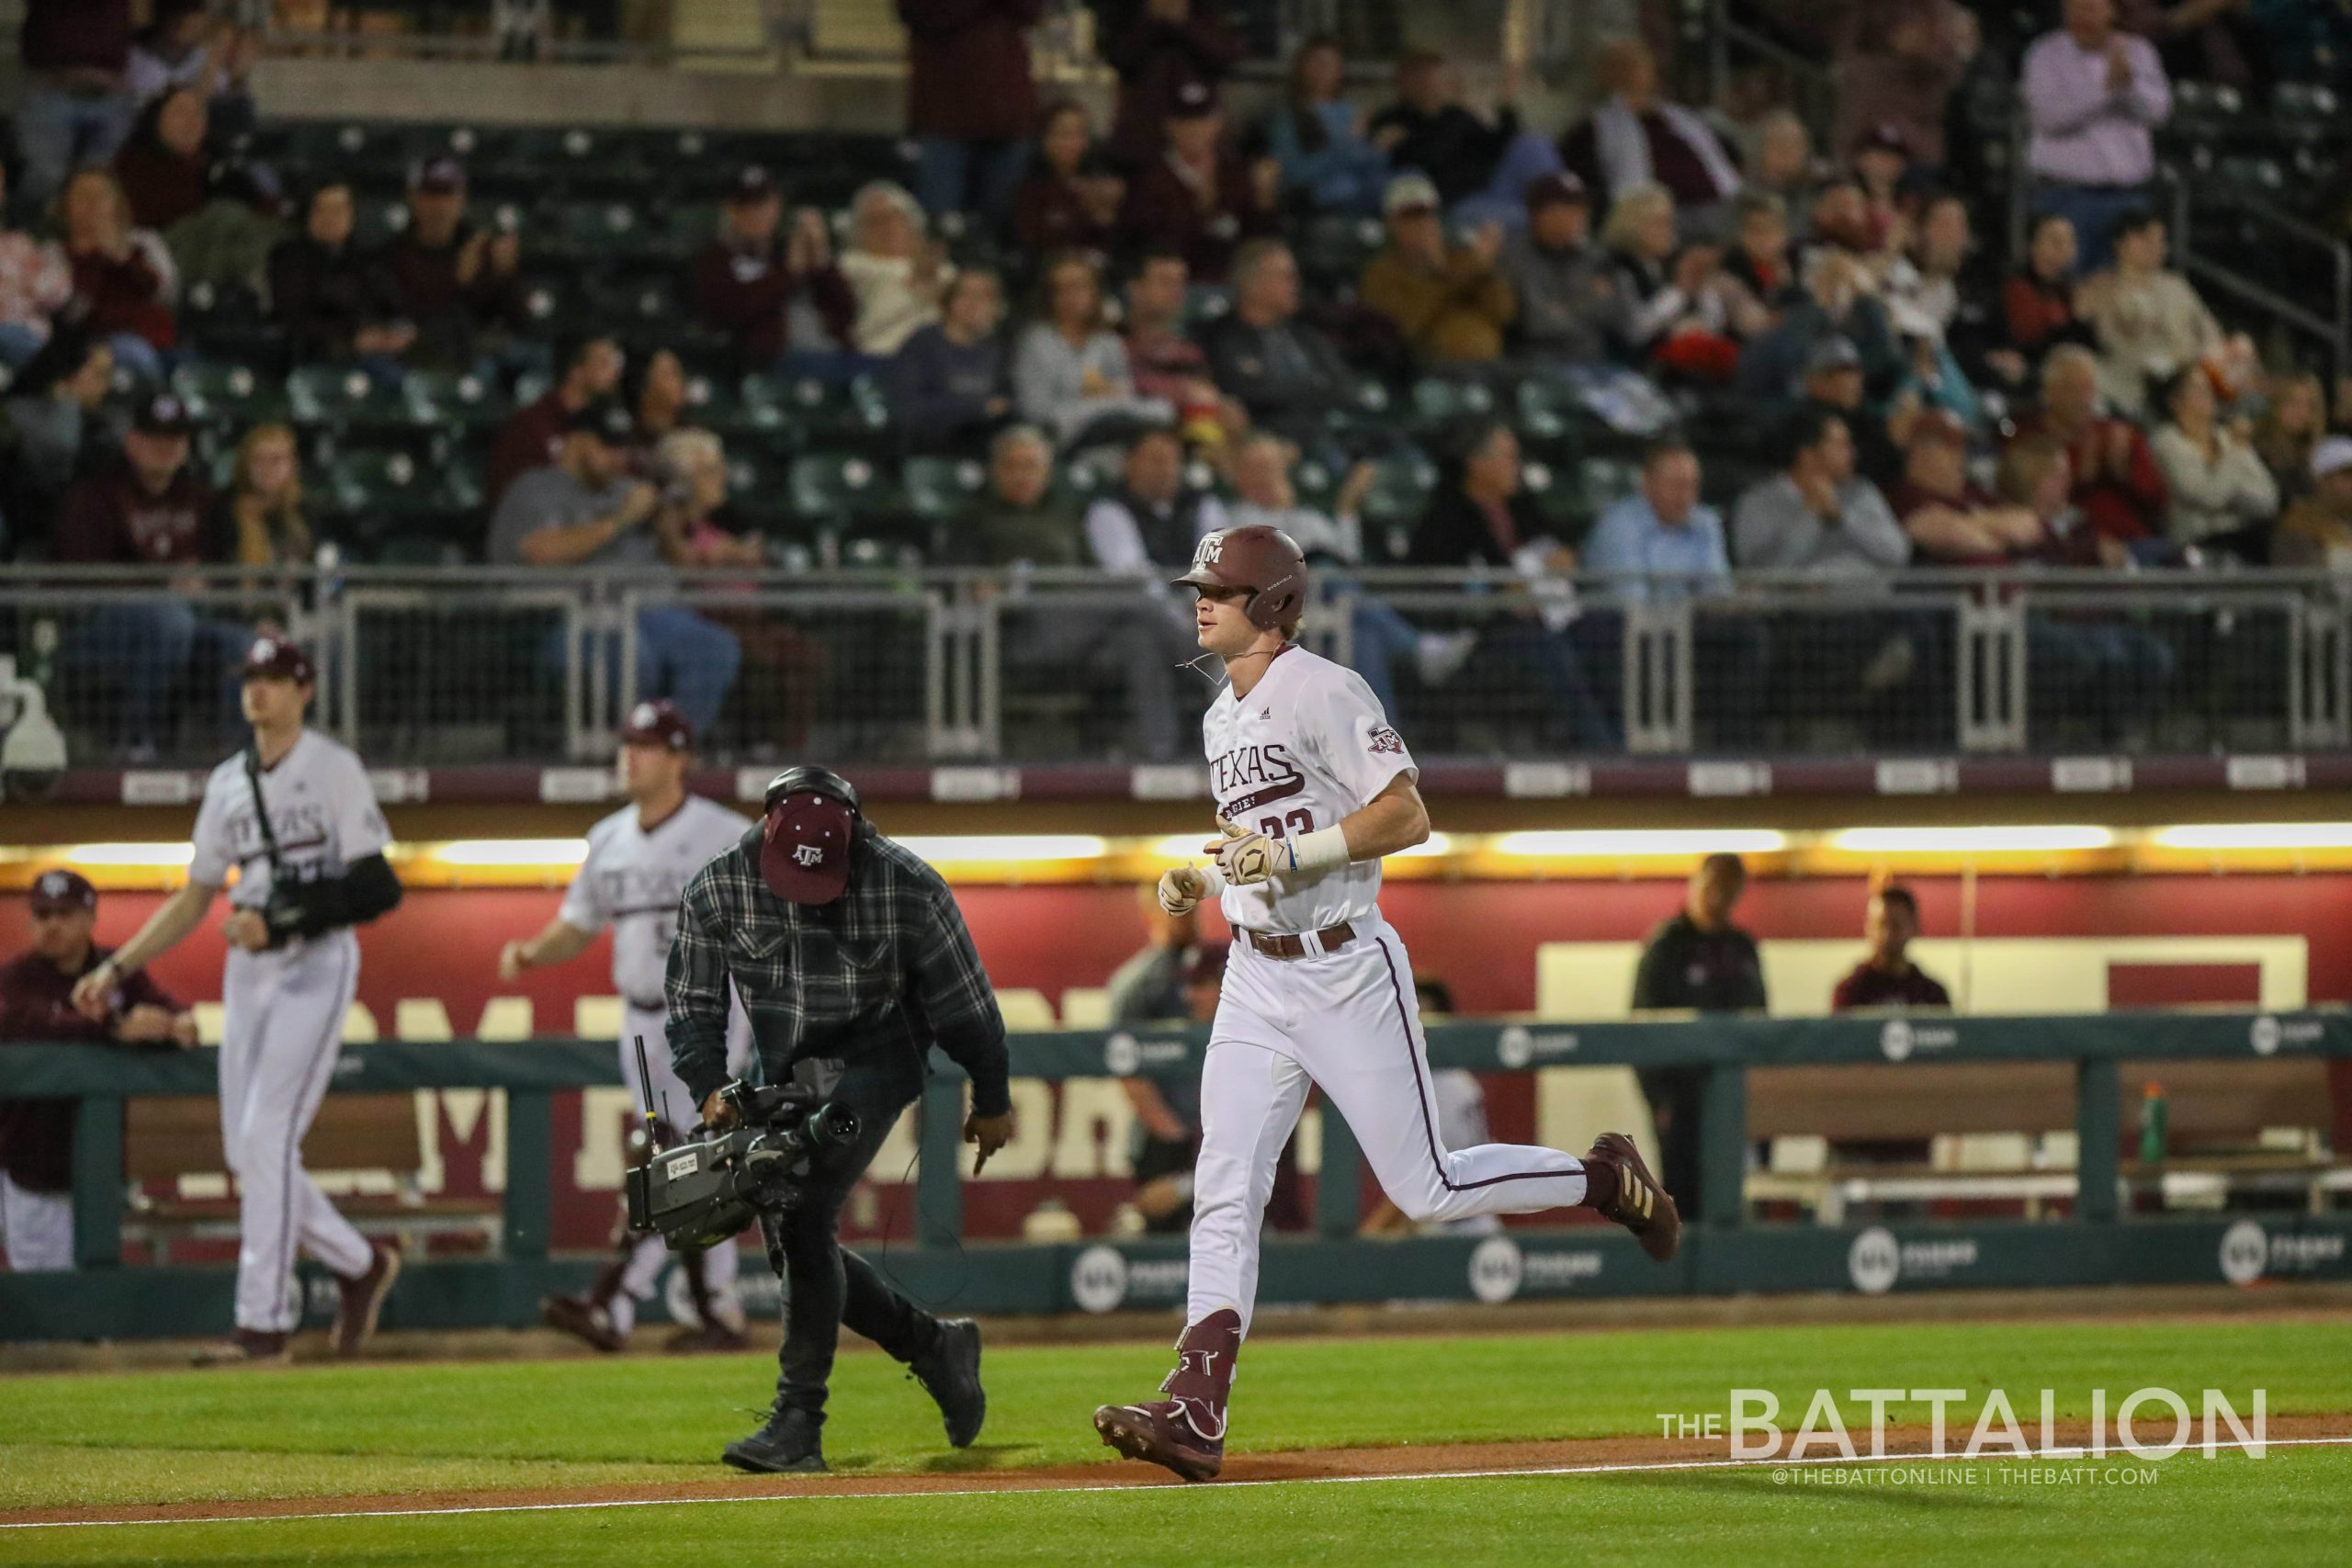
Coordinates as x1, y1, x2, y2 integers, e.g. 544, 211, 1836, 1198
286, 365, 409, 430
902, 455, 985, 522
1409, 377, 1499, 434
790, 451, 897, 526
173, 361, 288, 426
401, 369, 513, 434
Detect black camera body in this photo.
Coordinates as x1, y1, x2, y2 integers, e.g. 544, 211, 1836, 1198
624, 1079, 861, 1251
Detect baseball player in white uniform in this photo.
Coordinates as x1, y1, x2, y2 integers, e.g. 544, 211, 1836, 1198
1093, 525, 1682, 1481
74, 637, 404, 1365
500, 700, 756, 1353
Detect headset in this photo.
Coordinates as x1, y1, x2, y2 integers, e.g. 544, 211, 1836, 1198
763, 765, 866, 835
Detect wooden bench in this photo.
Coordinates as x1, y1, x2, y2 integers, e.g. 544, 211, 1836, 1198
122, 1096, 501, 1257
1744, 1059, 2346, 1223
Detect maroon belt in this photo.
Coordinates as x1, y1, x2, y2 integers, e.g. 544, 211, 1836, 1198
1241, 920, 1357, 961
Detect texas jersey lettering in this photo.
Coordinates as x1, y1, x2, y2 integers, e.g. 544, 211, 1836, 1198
562, 795, 752, 1006
190, 732, 390, 914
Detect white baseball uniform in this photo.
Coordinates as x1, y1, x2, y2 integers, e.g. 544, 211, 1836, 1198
559, 794, 755, 1329
1189, 646, 1590, 1334
189, 728, 386, 1333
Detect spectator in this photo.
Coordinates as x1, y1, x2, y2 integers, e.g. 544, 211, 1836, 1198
692, 166, 855, 378
0, 870, 195, 1273
488, 333, 624, 505
2021, 0, 2171, 270
2, 327, 114, 558
1115, 80, 1276, 283
1012, 251, 1171, 448
53, 393, 244, 755
1199, 240, 1354, 451
1225, 431, 1475, 718
1012, 102, 1125, 259
1744, 110, 1819, 238
2276, 437, 2352, 570
164, 156, 286, 304
0, 161, 74, 368
1559, 37, 1741, 234
1992, 434, 2128, 570
1582, 441, 1769, 746
1792, 334, 1906, 486
623, 346, 692, 456
110, 85, 209, 232
1630, 852, 1766, 1214
1723, 190, 1800, 313
1882, 192, 1973, 347
896, 0, 1042, 222
650, 427, 827, 748
1501, 171, 1623, 368
1358, 174, 1515, 369
839, 181, 950, 360
210, 423, 311, 570
1368, 48, 1560, 227
128, 1, 255, 120
376, 156, 526, 373
1849, 123, 1915, 253
1084, 425, 1228, 576
488, 400, 740, 736
1407, 420, 1619, 750
2079, 211, 2237, 419
2119, 0, 2261, 94
1602, 184, 1748, 383
1831, 886, 1951, 1010
947, 424, 1191, 760
1264, 34, 1389, 219
1121, 248, 1236, 444
58, 166, 175, 384
1734, 404, 1910, 578
269, 181, 411, 369
2014, 344, 2168, 549
1892, 410, 2076, 568
1106, 886, 1196, 1021
2151, 367, 2278, 557
1103, 0, 1243, 166
1832, 2, 1973, 171
888, 267, 1013, 456
2002, 212, 2095, 383
1734, 237, 1903, 411
2253, 370, 2327, 503
14, 0, 137, 210
1106, 890, 1204, 1232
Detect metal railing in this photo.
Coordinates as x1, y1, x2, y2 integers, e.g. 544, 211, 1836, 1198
5, 565, 2348, 768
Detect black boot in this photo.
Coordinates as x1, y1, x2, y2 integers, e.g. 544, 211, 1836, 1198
723, 1404, 826, 1473
907, 1317, 986, 1448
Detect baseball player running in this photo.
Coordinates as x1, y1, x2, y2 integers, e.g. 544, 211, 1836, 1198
73, 637, 405, 1364
1092, 526, 1681, 1481
502, 700, 757, 1352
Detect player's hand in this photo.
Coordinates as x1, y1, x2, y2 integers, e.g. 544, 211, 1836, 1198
1206, 818, 1282, 886
965, 1109, 1018, 1173
497, 940, 530, 983
69, 963, 118, 1022
1158, 865, 1208, 915
700, 1090, 738, 1130
114, 1004, 178, 1044
222, 909, 272, 953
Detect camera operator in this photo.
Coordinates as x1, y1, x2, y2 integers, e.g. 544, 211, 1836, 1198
666, 765, 1018, 1474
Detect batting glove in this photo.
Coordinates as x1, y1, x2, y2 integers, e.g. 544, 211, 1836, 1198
1157, 863, 1226, 915
1209, 818, 1282, 886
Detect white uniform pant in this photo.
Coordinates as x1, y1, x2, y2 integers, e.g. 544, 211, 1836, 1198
614, 1002, 752, 1330
221, 934, 373, 1332
1187, 916, 1589, 1334
1, 1172, 73, 1271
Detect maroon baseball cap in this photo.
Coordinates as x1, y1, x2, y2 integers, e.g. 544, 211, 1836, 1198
411, 154, 468, 194
760, 788, 855, 905
621, 699, 693, 752
241, 635, 314, 683
727, 165, 778, 205
28, 869, 96, 914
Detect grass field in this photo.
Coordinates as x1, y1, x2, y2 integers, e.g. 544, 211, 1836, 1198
3, 1314, 2347, 1564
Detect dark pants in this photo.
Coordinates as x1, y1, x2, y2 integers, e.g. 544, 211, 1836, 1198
767, 1067, 940, 1419
1635, 1066, 1705, 1221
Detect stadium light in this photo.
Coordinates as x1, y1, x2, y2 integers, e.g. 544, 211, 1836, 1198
2154, 823, 2352, 851
428, 839, 592, 867
1490, 829, 1789, 858
51, 842, 195, 867
1830, 827, 2116, 854
892, 836, 1108, 863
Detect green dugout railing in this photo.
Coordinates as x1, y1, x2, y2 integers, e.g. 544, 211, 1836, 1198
4, 1011, 2349, 1340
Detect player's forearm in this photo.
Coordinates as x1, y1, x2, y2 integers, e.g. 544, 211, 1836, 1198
106, 882, 218, 975
517, 919, 596, 969
1335, 779, 1430, 863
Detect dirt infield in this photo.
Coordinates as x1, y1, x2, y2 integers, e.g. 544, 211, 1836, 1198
11, 1413, 2348, 1529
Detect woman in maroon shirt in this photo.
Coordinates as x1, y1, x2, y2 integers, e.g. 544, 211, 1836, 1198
2001, 213, 2094, 378
111, 85, 209, 232
59, 166, 175, 381
1011, 101, 1124, 259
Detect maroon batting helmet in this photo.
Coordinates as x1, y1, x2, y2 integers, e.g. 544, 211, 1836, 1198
1170, 525, 1308, 632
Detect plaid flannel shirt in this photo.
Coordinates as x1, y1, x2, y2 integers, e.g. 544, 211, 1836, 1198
663, 829, 1011, 1115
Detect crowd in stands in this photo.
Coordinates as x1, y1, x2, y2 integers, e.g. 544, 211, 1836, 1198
6, 0, 2352, 761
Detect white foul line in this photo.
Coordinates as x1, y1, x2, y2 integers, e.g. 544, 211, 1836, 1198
5, 1434, 2348, 1533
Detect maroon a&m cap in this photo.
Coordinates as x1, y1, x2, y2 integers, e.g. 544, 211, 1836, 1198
621, 699, 693, 752
29, 869, 96, 914
241, 635, 314, 683
759, 771, 857, 906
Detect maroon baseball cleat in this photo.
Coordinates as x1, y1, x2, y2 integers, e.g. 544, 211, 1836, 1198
1584, 1131, 1682, 1262
333, 1241, 401, 1357
541, 1292, 627, 1352
1093, 1308, 1242, 1482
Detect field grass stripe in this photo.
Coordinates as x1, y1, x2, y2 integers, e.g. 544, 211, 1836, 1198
6, 1434, 2349, 1532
